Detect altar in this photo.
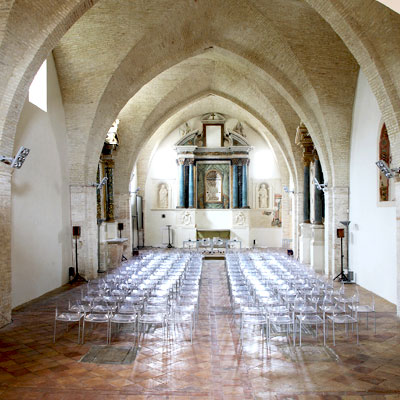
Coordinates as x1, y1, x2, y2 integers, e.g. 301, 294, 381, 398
196, 229, 230, 240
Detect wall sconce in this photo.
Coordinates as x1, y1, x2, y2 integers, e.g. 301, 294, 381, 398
0, 146, 30, 169
91, 176, 108, 190
376, 160, 400, 179
313, 177, 328, 192
129, 187, 141, 195
283, 186, 294, 194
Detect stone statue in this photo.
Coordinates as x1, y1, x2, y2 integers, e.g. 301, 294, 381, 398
179, 122, 191, 137
258, 183, 269, 208
233, 121, 245, 137
158, 184, 168, 208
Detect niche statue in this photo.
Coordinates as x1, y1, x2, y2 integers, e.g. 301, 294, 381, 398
258, 183, 269, 209
158, 184, 168, 208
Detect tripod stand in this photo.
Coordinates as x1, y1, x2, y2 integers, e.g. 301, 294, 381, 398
334, 231, 349, 282
166, 225, 173, 248
70, 234, 87, 284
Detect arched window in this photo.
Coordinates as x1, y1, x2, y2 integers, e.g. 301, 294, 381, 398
379, 123, 391, 202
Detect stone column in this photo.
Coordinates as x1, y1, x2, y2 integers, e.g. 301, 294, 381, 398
310, 156, 325, 272
177, 159, 185, 208
0, 164, 12, 327
232, 162, 239, 208
188, 161, 194, 208
314, 158, 324, 224
242, 160, 249, 208
303, 163, 311, 223
104, 159, 114, 221
70, 185, 98, 280
295, 122, 314, 265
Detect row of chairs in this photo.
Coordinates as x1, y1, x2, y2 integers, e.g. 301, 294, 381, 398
226, 251, 376, 347
54, 251, 203, 344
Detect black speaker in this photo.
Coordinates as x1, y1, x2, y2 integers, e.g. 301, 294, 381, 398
337, 228, 345, 238
72, 226, 81, 237
118, 222, 124, 231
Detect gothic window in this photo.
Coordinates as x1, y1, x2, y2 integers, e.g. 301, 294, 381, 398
379, 123, 391, 202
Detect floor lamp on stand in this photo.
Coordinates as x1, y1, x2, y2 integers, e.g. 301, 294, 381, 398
166, 224, 173, 248
118, 222, 128, 261
70, 226, 87, 284
334, 227, 349, 282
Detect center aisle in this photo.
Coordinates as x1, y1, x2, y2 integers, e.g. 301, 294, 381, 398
199, 259, 254, 399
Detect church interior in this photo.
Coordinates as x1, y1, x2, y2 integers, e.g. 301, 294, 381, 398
1, 0, 400, 398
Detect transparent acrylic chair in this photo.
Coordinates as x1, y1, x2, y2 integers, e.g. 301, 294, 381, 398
53, 304, 83, 343
239, 305, 269, 347
166, 304, 196, 343
294, 305, 325, 346
327, 309, 358, 346
349, 293, 376, 333
109, 311, 137, 343
82, 303, 113, 344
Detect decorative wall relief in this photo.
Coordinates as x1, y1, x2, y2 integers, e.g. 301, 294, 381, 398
232, 210, 248, 227
158, 183, 169, 208
235, 211, 246, 226
176, 210, 195, 227
197, 162, 230, 209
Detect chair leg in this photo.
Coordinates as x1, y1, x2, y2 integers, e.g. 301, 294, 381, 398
53, 320, 57, 343
78, 319, 81, 344
299, 321, 302, 347
356, 321, 359, 344
332, 321, 336, 346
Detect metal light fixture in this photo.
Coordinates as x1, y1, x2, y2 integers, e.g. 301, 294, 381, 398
283, 186, 294, 194
313, 177, 327, 192
0, 146, 30, 169
91, 176, 108, 190
376, 160, 399, 179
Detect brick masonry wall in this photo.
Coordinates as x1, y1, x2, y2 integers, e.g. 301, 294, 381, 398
1, 0, 400, 325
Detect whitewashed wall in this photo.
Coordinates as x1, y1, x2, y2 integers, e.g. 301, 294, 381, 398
349, 70, 396, 304
11, 54, 72, 307
143, 115, 283, 248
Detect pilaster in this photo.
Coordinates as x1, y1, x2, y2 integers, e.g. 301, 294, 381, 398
299, 222, 312, 264
324, 186, 349, 277
310, 224, 325, 273
70, 185, 98, 279
114, 192, 131, 258
0, 164, 12, 327
394, 180, 400, 316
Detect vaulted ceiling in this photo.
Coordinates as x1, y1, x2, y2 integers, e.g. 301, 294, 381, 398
51, 0, 363, 192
